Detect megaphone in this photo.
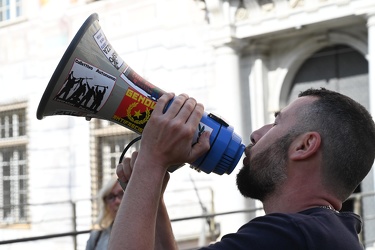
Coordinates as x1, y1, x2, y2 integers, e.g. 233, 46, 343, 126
37, 13, 245, 175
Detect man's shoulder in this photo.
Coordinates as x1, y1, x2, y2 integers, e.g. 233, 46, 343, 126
249, 207, 361, 229
199, 209, 363, 250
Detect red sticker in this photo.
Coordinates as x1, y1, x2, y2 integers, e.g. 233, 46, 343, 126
113, 87, 156, 133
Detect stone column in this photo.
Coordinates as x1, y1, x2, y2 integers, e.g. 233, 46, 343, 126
210, 42, 247, 237
368, 14, 375, 117
363, 13, 375, 248
212, 44, 243, 136
248, 44, 269, 135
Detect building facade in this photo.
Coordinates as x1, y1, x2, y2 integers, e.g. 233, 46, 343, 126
0, 0, 374, 249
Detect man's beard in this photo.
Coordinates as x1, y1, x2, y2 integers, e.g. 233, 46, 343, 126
236, 133, 294, 201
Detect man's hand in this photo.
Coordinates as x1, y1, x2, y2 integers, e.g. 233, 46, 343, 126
136, 93, 210, 172
117, 151, 170, 194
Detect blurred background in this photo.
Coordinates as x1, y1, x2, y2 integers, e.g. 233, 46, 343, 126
0, 0, 375, 249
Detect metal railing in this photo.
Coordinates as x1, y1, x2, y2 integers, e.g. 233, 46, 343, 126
0, 191, 374, 249
0, 206, 262, 249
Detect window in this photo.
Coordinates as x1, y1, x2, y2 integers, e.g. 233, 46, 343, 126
0, 106, 26, 138
0, 103, 28, 225
0, 0, 22, 22
98, 133, 140, 184
90, 119, 139, 221
0, 146, 27, 223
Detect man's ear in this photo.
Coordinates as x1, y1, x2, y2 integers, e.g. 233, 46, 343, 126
290, 132, 321, 160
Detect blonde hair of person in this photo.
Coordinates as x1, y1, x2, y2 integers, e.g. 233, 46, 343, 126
94, 175, 120, 230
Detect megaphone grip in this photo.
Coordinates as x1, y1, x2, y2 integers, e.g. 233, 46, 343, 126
192, 113, 245, 175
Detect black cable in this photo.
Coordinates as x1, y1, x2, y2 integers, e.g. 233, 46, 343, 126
118, 136, 142, 164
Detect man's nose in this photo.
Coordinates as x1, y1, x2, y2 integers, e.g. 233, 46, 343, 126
250, 124, 273, 144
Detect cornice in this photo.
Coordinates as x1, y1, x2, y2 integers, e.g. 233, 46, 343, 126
204, 0, 374, 44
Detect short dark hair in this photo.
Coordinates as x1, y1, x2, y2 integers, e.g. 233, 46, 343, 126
298, 88, 375, 200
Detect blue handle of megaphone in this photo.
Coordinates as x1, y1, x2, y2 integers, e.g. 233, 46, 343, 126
164, 98, 245, 175
192, 112, 245, 175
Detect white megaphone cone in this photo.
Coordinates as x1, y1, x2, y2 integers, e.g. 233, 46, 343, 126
37, 13, 245, 175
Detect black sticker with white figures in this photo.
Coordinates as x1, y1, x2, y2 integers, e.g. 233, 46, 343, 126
54, 58, 116, 113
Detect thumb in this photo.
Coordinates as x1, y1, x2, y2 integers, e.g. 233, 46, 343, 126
191, 131, 211, 161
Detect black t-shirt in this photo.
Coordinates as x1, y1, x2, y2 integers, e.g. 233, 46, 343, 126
200, 208, 363, 250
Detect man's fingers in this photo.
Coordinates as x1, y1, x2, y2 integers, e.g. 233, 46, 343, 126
191, 131, 211, 161
116, 163, 126, 183
185, 102, 204, 127
116, 157, 132, 183
162, 94, 190, 119
130, 151, 138, 167
153, 92, 175, 115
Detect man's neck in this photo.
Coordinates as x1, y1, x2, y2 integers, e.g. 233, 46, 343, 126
262, 184, 341, 214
